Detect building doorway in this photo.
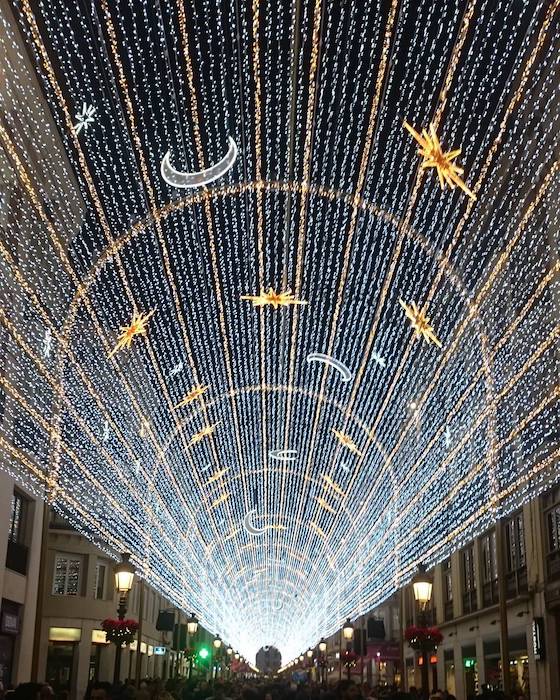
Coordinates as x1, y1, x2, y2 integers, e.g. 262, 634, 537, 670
46, 643, 75, 692
0, 635, 14, 688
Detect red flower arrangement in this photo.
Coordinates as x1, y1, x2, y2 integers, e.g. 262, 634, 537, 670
101, 618, 139, 645
404, 625, 443, 651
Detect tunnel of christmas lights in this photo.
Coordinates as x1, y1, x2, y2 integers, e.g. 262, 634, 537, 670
0, 0, 559, 664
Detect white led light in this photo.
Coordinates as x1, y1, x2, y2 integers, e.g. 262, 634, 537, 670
0, 0, 557, 666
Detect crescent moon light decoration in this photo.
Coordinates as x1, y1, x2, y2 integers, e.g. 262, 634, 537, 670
244, 510, 273, 536
160, 136, 238, 188
306, 352, 353, 382
269, 449, 298, 462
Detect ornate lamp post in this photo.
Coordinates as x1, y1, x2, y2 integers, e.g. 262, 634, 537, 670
342, 619, 354, 680
186, 613, 198, 678
318, 638, 327, 684
226, 646, 233, 679
213, 635, 222, 679
112, 553, 135, 684
412, 564, 434, 699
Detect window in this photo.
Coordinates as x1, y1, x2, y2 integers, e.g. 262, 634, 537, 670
462, 545, 477, 614
6, 491, 30, 574
481, 530, 499, 607
9, 492, 27, 544
505, 512, 527, 596
543, 486, 560, 580
52, 555, 82, 596
506, 513, 526, 572
442, 559, 453, 620
548, 502, 560, 553
94, 563, 106, 600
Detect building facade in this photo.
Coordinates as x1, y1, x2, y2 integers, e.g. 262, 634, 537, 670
0, 472, 44, 688
401, 496, 558, 700
36, 509, 182, 699
294, 483, 560, 700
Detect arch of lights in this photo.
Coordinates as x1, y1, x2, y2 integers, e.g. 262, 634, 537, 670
0, 0, 558, 663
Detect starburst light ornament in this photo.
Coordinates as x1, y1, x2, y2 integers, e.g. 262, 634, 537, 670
173, 385, 208, 410
73, 103, 96, 134
189, 423, 218, 446
403, 121, 476, 200
107, 309, 155, 358
399, 299, 442, 348
241, 288, 307, 309
332, 429, 362, 457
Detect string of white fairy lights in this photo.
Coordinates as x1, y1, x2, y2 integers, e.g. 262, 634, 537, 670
0, 0, 558, 662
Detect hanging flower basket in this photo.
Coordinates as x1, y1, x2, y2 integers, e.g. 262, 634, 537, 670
101, 618, 139, 645
341, 650, 359, 668
404, 625, 443, 651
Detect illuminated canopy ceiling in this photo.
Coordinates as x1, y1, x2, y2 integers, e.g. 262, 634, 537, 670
1, 0, 559, 662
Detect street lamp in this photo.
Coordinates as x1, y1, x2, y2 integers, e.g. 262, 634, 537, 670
412, 564, 433, 609
412, 564, 433, 699
186, 613, 199, 635
186, 613, 198, 678
113, 553, 135, 684
227, 646, 233, 656
342, 618, 354, 641
306, 648, 313, 658
318, 638, 327, 684
213, 635, 222, 679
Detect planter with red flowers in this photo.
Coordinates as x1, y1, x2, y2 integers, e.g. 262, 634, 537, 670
341, 650, 359, 668
101, 618, 139, 646
404, 625, 443, 652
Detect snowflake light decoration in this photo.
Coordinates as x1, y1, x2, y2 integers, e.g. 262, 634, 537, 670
73, 102, 96, 134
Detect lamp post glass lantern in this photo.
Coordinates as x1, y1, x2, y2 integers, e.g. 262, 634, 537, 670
112, 553, 135, 684
342, 618, 354, 641
319, 638, 327, 653
412, 564, 433, 698
412, 564, 433, 609
186, 613, 199, 635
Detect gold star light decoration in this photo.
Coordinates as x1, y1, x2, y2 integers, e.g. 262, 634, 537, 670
107, 309, 155, 358
189, 423, 218, 446
399, 299, 442, 348
241, 288, 307, 309
403, 121, 476, 200
173, 385, 208, 410
331, 428, 363, 457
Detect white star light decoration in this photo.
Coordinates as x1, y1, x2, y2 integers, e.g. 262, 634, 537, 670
73, 102, 96, 134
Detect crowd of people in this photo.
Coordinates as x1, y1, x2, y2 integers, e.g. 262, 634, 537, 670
0, 677, 528, 700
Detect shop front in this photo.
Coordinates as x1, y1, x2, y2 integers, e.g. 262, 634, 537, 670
0, 600, 20, 688
46, 627, 81, 694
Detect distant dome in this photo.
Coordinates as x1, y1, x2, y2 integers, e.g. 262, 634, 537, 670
255, 646, 282, 675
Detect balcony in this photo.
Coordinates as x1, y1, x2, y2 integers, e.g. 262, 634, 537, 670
5, 540, 28, 575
